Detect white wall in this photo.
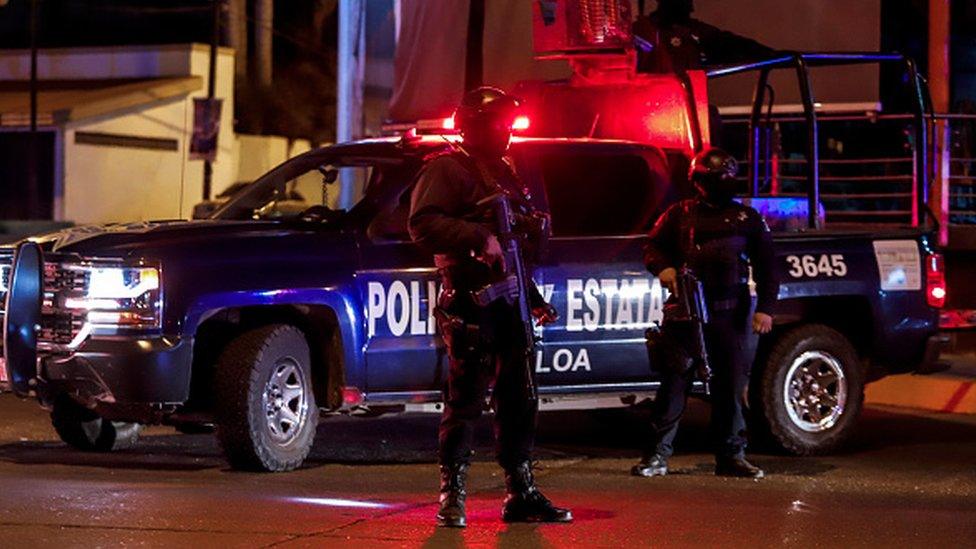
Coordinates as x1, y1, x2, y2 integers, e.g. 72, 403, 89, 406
2, 44, 321, 225
234, 134, 312, 183
63, 98, 194, 223
0, 44, 245, 224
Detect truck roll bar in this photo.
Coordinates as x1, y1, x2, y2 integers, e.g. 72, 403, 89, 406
708, 52, 933, 230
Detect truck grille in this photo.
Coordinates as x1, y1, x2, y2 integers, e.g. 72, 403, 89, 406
0, 257, 91, 352
41, 263, 90, 347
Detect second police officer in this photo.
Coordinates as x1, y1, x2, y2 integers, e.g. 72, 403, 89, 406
634, 148, 779, 479
409, 87, 572, 528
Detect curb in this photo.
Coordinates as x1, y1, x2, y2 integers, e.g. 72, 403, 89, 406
865, 374, 976, 414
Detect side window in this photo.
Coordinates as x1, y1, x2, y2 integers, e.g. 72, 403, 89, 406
365, 166, 421, 242
540, 152, 664, 237
366, 185, 414, 242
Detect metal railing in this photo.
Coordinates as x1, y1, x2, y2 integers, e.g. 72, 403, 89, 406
720, 112, 976, 232
723, 113, 920, 225
942, 114, 976, 225
708, 53, 931, 230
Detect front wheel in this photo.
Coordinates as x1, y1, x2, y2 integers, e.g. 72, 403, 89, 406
753, 324, 864, 455
50, 395, 142, 452
215, 324, 318, 472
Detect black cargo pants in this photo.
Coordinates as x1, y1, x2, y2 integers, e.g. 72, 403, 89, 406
646, 286, 758, 460
436, 269, 537, 469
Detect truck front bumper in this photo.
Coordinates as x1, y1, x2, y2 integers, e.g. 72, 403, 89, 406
40, 336, 193, 405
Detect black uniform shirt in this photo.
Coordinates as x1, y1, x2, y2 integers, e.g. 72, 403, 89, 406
409, 151, 547, 309
410, 154, 489, 260
644, 199, 778, 314
408, 151, 527, 262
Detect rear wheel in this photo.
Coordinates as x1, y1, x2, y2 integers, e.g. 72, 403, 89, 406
50, 395, 142, 452
214, 324, 318, 472
753, 324, 864, 455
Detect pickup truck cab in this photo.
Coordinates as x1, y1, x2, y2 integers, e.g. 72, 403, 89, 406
0, 132, 946, 471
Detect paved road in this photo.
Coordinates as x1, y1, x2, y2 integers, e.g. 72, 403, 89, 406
0, 394, 973, 548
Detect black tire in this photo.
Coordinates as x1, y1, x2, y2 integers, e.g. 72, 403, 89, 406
753, 324, 864, 456
214, 324, 318, 472
50, 395, 142, 452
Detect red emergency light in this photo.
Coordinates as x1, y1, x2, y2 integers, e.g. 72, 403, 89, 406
512, 115, 531, 131
926, 253, 946, 309
515, 72, 710, 155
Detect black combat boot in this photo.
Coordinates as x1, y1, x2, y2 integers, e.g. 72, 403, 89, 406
631, 454, 669, 477
715, 457, 765, 479
437, 463, 469, 528
501, 461, 573, 523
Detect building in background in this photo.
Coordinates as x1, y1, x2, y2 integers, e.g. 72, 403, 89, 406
0, 43, 312, 231
0, 44, 235, 225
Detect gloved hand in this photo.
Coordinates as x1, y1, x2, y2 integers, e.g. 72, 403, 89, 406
658, 267, 678, 294
480, 234, 507, 271
752, 312, 773, 334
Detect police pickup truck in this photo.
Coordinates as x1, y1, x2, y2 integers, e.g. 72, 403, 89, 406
0, 54, 948, 471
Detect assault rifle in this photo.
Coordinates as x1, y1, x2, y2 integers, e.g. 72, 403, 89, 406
663, 268, 713, 389
472, 192, 541, 401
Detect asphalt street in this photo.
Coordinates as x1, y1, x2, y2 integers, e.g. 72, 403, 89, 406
0, 394, 973, 548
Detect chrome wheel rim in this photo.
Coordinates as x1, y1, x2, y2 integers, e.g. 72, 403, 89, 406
262, 358, 308, 444
783, 350, 847, 433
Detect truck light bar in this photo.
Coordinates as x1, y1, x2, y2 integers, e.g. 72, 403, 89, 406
382, 114, 532, 136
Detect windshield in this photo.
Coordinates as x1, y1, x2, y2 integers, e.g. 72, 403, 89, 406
210, 148, 393, 221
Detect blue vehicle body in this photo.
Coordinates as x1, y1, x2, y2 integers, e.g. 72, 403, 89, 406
0, 135, 947, 459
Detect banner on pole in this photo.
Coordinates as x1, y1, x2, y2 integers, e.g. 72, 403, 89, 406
190, 98, 222, 162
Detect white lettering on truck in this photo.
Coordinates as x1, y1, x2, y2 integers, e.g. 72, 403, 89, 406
366, 277, 665, 337
565, 277, 665, 332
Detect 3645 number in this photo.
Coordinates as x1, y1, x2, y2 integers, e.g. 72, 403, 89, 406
786, 254, 848, 278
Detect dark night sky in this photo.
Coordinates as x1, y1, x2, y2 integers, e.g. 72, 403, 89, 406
0, 1, 214, 48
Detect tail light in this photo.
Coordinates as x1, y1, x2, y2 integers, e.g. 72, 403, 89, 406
342, 386, 364, 406
926, 253, 946, 309
512, 115, 531, 131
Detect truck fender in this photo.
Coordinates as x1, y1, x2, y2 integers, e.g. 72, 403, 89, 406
182, 288, 365, 388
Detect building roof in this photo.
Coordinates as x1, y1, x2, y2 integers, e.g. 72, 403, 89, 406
0, 76, 202, 127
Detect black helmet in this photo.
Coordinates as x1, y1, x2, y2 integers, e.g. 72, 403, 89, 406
455, 86, 520, 130
455, 86, 521, 157
689, 148, 739, 205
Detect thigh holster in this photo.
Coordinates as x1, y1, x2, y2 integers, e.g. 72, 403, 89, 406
434, 290, 483, 357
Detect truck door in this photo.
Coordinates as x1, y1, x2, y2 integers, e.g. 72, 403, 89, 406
524, 145, 673, 388
355, 177, 446, 397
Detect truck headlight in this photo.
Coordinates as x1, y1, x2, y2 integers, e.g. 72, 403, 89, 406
64, 265, 162, 330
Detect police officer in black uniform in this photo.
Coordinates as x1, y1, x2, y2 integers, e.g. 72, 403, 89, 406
409, 87, 572, 528
634, 0, 776, 74
634, 148, 778, 479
